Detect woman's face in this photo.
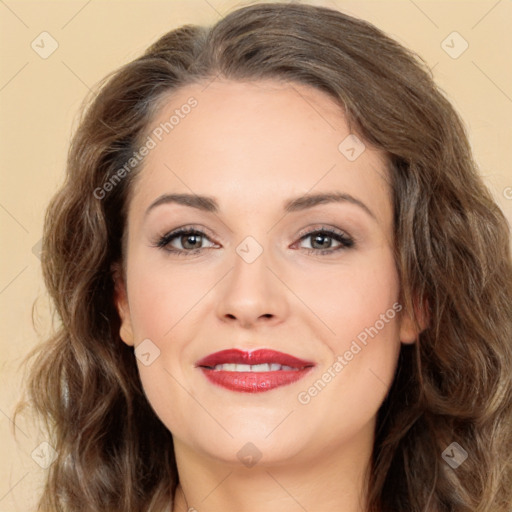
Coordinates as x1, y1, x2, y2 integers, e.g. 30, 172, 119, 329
115, 79, 418, 467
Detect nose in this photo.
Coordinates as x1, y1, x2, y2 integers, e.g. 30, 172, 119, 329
215, 243, 289, 329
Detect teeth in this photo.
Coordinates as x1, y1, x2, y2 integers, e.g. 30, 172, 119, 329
212, 363, 299, 372
251, 363, 270, 372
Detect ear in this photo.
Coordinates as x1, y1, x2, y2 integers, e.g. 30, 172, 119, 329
399, 295, 430, 345
112, 263, 134, 347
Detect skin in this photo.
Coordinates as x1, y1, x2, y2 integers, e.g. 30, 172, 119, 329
114, 79, 420, 512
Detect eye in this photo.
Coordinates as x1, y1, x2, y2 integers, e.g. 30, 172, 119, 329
155, 227, 217, 255
294, 227, 354, 255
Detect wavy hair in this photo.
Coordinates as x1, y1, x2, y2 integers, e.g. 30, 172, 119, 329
15, 2, 512, 511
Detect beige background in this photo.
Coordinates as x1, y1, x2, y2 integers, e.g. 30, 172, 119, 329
0, 0, 511, 510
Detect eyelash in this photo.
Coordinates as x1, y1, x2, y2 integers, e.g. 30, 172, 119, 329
154, 225, 355, 257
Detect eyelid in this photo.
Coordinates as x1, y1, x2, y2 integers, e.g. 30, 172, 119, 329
155, 223, 216, 241
295, 224, 353, 242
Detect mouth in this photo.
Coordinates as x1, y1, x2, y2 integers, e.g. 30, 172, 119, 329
195, 349, 315, 393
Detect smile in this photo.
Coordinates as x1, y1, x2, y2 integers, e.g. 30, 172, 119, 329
195, 349, 315, 393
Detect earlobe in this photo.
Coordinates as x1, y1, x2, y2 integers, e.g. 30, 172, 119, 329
399, 313, 420, 344
112, 263, 134, 347
399, 296, 430, 345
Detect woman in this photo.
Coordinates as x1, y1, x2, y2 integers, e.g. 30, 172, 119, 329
16, 2, 512, 511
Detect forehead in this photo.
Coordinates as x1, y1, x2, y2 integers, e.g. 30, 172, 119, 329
129, 79, 392, 224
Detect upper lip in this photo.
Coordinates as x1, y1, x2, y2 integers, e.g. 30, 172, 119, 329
195, 349, 315, 369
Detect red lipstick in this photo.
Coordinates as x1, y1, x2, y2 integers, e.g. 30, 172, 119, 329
195, 349, 315, 393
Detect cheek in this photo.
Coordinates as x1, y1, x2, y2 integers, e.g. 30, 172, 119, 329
124, 257, 214, 423
126, 256, 213, 341
300, 291, 401, 428
299, 251, 400, 352
294, 251, 402, 412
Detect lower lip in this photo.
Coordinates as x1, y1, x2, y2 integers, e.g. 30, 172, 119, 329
198, 367, 313, 393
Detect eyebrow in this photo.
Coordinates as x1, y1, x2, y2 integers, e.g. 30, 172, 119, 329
145, 192, 376, 220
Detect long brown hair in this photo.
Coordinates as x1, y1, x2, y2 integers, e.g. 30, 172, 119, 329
15, 2, 512, 511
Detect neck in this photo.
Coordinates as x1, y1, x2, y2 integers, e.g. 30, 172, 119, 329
171, 428, 373, 512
